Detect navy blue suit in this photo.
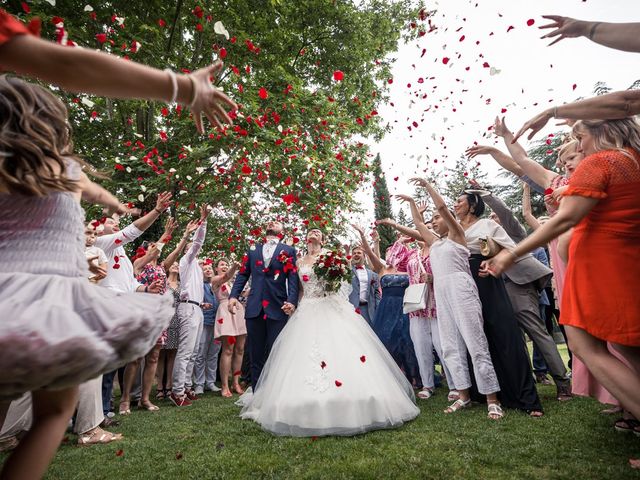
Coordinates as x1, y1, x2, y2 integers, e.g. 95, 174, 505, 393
230, 242, 299, 389
348, 266, 381, 324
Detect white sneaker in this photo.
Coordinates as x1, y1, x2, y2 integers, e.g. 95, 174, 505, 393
194, 386, 204, 395
206, 384, 221, 392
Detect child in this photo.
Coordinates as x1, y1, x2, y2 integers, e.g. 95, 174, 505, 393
84, 224, 108, 283
0, 76, 174, 479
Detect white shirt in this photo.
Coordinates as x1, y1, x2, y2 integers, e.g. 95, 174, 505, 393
355, 267, 369, 303
179, 221, 207, 303
85, 245, 108, 265
262, 237, 279, 266
95, 223, 144, 293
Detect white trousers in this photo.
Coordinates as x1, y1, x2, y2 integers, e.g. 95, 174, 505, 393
409, 315, 454, 390
172, 303, 203, 396
194, 324, 221, 388
435, 273, 500, 395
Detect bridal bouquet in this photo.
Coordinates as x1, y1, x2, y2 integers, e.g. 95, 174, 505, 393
313, 249, 351, 293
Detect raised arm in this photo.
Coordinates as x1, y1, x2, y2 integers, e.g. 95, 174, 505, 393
78, 172, 139, 216
494, 117, 557, 188
539, 15, 640, 52
1, 32, 236, 133
522, 183, 541, 231
133, 244, 161, 276
371, 228, 381, 260
161, 220, 197, 272
465, 145, 524, 177
394, 195, 439, 247
376, 218, 422, 241
472, 180, 526, 243
409, 178, 466, 246
211, 262, 240, 290
352, 225, 385, 274
515, 90, 640, 141
182, 205, 208, 266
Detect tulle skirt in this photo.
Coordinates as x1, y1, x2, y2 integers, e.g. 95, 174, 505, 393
238, 294, 420, 437
0, 272, 174, 400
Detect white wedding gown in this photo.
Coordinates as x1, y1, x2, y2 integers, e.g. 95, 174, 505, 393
238, 264, 420, 437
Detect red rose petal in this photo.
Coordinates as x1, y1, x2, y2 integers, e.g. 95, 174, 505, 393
526, 19, 535, 27
442, 57, 450, 65
258, 87, 268, 100
228, 336, 236, 345
115, 449, 124, 457
320, 361, 327, 369
360, 355, 366, 363
335, 380, 342, 387
544, 188, 554, 195
217, 318, 224, 324
333, 70, 344, 81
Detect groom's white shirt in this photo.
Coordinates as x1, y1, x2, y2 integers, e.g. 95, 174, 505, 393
262, 236, 279, 266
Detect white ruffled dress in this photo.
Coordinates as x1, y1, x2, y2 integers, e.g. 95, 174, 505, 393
0, 174, 173, 400
238, 265, 419, 437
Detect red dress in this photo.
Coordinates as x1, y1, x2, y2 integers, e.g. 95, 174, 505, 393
561, 149, 640, 346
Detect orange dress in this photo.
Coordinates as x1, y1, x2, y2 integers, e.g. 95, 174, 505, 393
561, 149, 640, 346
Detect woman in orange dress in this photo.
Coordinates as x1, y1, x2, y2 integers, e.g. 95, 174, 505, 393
484, 117, 640, 426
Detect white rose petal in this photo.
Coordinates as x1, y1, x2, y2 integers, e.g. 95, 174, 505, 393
81, 98, 95, 108
214, 21, 230, 40
45, 0, 56, 5
140, 185, 147, 192
178, 190, 188, 195
84, 5, 94, 12
138, 194, 144, 202
126, 167, 132, 173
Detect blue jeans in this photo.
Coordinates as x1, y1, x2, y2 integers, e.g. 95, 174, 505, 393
101, 370, 116, 416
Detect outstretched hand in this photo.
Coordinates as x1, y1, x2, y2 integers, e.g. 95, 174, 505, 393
493, 116, 511, 138
408, 177, 429, 188
188, 61, 238, 134
351, 224, 365, 236
394, 193, 413, 203
513, 110, 553, 142
375, 218, 395, 227
539, 15, 589, 47
465, 145, 496, 158
155, 192, 173, 212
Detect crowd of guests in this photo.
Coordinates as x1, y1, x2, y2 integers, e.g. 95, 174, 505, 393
0, 7, 639, 478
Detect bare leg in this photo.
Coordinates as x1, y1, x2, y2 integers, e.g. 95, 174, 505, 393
119, 358, 141, 413
165, 350, 177, 391
231, 335, 246, 394
0, 386, 78, 480
566, 326, 640, 419
140, 345, 161, 409
219, 337, 233, 397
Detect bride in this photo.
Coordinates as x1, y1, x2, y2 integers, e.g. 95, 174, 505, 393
238, 228, 419, 437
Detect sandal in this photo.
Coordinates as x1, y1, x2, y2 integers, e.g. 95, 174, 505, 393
614, 418, 640, 434
118, 401, 131, 416
138, 400, 160, 412
601, 406, 623, 415
447, 390, 460, 402
556, 385, 573, 402
155, 388, 166, 400
528, 410, 544, 418
78, 427, 123, 446
487, 403, 504, 420
417, 388, 433, 400
444, 398, 471, 414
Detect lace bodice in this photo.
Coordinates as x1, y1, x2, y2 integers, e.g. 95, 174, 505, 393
299, 264, 327, 299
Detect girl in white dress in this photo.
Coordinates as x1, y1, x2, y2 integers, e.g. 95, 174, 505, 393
239, 228, 419, 436
0, 76, 174, 478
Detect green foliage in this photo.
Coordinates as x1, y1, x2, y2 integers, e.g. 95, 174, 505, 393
371, 153, 395, 255
9, 1, 427, 256
442, 155, 488, 208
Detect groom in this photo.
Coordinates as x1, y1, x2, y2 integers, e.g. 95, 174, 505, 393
228, 221, 299, 390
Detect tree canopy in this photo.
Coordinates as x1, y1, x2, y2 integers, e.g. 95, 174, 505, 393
9, 0, 428, 256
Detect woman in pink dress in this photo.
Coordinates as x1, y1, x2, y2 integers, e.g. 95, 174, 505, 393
212, 259, 247, 397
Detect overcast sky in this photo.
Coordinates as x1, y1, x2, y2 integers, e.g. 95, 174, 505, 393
346, 0, 640, 234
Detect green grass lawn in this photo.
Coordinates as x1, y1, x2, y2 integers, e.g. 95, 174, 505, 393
4, 345, 639, 479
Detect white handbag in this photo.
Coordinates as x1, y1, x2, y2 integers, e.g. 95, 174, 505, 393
402, 256, 430, 314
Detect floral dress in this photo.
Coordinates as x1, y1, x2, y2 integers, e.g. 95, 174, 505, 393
136, 263, 168, 346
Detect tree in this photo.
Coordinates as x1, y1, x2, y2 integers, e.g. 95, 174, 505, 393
372, 153, 395, 255
442, 155, 488, 208
396, 208, 411, 227
10, 1, 430, 257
